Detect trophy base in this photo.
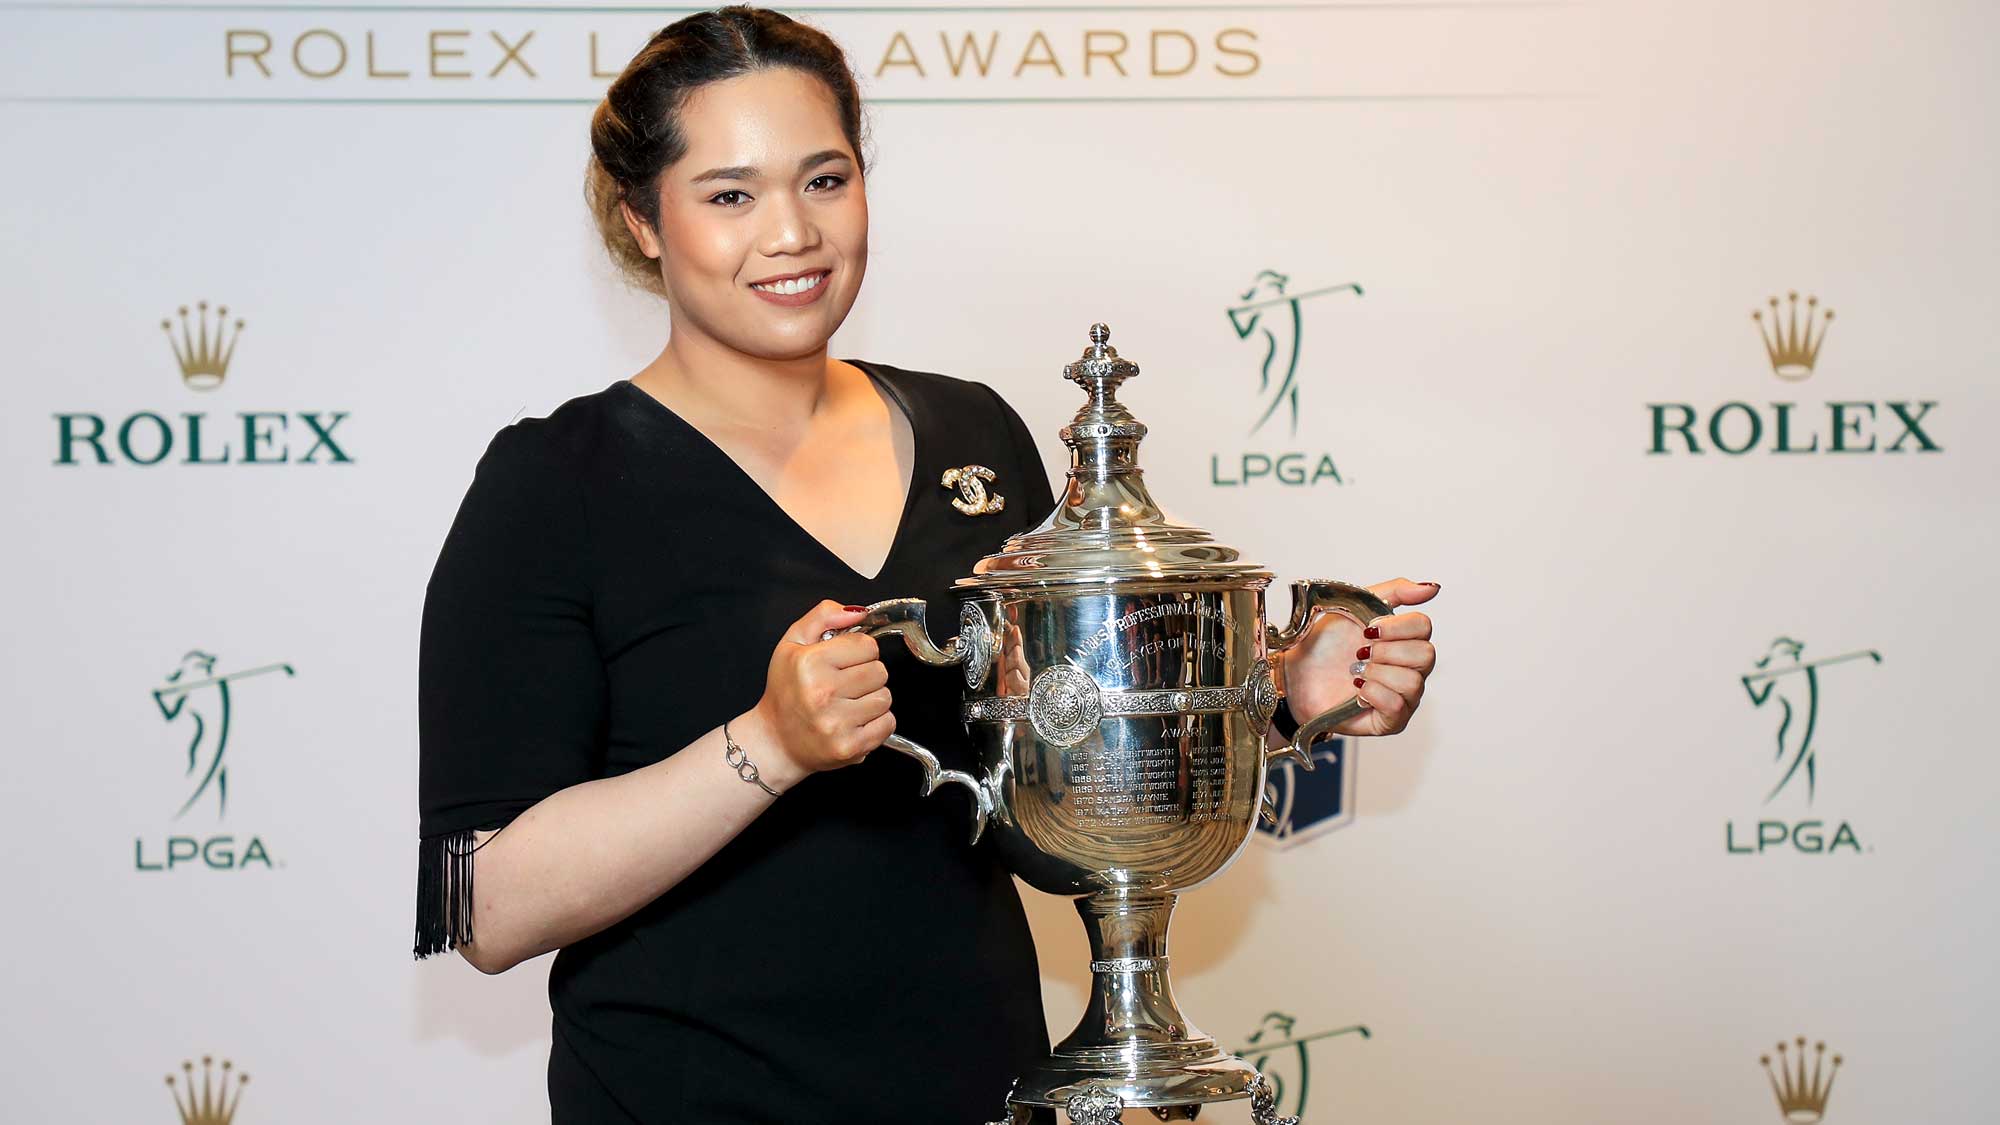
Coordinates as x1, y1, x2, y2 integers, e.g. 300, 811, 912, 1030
1009, 1041, 1257, 1109
993, 1064, 1294, 1125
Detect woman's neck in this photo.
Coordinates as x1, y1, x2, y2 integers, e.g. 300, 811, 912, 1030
642, 330, 836, 433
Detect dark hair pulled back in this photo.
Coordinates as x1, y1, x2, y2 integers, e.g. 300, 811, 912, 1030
586, 5, 868, 297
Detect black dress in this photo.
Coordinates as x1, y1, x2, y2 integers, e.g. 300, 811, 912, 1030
414, 362, 1057, 1123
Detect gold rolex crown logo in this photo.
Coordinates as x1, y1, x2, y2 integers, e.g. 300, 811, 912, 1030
165, 1055, 248, 1124
161, 300, 246, 391
1751, 292, 1833, 381
1760, 1036, 1841, 1122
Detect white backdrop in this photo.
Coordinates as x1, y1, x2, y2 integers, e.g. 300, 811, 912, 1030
3, 1, 1995, 1122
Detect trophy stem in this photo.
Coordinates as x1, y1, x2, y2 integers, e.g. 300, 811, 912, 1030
1004, 890, 1257, 1110
1066, 890, 1204, 1055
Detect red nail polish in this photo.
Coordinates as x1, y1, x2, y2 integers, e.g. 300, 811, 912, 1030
1353, 676, 1366, 688
843, 604, 867, 613
1364, 626, 1380, 640
1356, 646, 1371, 660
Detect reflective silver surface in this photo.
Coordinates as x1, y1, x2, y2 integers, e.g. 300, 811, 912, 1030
858, 325, 1388, 1118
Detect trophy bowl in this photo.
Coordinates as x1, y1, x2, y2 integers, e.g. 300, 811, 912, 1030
848, 325, 1388, 1124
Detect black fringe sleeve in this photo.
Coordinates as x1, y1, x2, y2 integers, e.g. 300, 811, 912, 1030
412, 419, 606, 960
413, 829, 478, 959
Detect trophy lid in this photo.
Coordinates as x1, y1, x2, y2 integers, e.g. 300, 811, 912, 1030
959, 324, 1273, 592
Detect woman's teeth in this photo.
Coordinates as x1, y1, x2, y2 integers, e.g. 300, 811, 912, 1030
752, 272, 825, 296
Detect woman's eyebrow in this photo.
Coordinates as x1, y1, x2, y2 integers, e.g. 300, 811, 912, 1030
690, 149, 852, 184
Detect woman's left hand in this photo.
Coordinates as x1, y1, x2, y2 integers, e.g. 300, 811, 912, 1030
1281, 578, 1438, 738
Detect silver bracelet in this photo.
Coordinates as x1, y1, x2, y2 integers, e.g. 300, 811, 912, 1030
722, 719, 782, 797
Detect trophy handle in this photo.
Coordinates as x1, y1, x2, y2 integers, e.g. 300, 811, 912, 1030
1262, 580, 1394, 770
832, 598, 996, 845
838, 597, 962, 666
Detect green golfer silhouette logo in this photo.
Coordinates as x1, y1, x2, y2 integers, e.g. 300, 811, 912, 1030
1227, 270, 1363, 436
1237, 1012, 1371, 1119
1740, 638, 1880, 804
153, 651, 294, 818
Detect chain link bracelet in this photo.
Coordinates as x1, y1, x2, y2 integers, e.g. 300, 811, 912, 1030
722, 718, 782, 797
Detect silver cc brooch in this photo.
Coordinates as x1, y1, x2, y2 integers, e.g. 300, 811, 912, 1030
941, 464, 1005, 516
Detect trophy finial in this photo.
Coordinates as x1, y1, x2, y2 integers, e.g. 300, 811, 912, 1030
1064, 322, 1138, 389
1060, 322, 1147, 480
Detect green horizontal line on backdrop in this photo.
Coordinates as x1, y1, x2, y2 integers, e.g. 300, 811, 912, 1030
0, 2, 1572, 14
1, 91, 1574, 104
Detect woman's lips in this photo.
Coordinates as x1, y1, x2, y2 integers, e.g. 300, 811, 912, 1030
749, 269, 831, 308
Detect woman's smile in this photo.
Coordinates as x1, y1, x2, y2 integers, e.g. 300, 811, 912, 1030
748, 267, 832, 307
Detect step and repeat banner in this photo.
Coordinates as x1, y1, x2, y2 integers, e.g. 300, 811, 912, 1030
2, 0, 1993, 1121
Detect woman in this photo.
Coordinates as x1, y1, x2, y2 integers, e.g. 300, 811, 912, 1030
413, 7, 1438, 1122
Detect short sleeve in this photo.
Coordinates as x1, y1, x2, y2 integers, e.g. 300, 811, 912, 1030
979, 382, 1059, 533
413, 423, 606, 958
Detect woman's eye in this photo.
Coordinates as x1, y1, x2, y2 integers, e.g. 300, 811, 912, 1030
709, 189, 751, 207
806, 174, 846, 192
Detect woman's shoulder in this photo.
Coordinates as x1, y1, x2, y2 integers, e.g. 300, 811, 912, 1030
469, 380, 651, 481
428, 387, 631, 596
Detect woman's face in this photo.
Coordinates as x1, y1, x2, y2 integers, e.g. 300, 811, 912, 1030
624, 67, 867, 361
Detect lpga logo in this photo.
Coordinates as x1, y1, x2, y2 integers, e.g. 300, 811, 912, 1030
1229, 270, 1363, 436
135, 650, 292, 872
1725, 637, 1879, 856
1213, 269, 1362, 488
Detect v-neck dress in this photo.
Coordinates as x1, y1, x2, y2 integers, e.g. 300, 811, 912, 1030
415, 361, 1057, 1124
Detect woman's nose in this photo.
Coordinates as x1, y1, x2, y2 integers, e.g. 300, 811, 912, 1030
758, 193, 820, 256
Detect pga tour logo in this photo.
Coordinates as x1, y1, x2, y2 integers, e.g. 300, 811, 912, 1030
1256, 737, 1355, 847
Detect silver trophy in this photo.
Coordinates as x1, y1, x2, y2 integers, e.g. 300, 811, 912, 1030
851, 325, 1387, 1124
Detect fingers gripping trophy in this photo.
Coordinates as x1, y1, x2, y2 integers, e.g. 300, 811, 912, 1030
837, 325, 1387, 1124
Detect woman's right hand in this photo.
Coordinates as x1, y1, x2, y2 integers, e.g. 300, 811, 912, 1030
749, 600, 895, 781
